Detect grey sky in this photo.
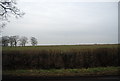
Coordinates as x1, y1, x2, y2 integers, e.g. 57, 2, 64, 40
2, 0, 118, 45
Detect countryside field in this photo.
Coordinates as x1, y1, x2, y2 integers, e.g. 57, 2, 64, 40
2, 44, 120, 76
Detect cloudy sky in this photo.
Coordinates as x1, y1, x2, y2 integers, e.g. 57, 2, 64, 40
2, 0, 118, 45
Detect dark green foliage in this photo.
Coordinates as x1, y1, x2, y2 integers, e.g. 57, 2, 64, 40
2, 45, 119, 70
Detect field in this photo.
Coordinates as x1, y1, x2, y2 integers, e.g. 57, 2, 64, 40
2, 44, 119, 70
2, 44, 120, 77
2, 44, 119, 52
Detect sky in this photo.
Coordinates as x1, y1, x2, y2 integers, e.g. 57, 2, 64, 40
2, 0, 118, 45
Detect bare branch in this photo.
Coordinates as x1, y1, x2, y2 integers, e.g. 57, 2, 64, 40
0, 0, 25, 28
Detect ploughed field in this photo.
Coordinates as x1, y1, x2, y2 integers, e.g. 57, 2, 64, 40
2, 44, 119, 70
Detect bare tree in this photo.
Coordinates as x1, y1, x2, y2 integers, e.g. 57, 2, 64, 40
13, 35, 19, 46
9, 36, 14, 46
19, 36, 28, 46
0, 36, 2, 46
2, 36, 9, 46
30, 37, 37, 46
0, 0, 25, 30
9, 35, 19, 46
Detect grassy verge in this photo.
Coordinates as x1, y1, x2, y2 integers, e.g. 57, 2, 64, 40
3, 66, 120, 77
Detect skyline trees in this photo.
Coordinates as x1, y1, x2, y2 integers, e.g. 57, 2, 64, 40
30, 37, 38, 46
9, 35, 19, 46
19, 36, 28, 46
1, 36, 9, 46
1, 35, 38, 46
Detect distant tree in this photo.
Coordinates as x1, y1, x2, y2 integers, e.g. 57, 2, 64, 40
19, 36, 28, 46
0, 36, 2, 46
2, 36, 9, 46
9, 35, 19, 46
0, 0, 25, 30
9, 36, 14, 46
30, 37, 37, 46
13, 35, 19, 46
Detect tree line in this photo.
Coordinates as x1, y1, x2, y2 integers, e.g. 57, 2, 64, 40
0, 36, 37, 47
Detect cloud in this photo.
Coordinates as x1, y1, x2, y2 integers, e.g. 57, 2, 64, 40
3, 2, 118, 44
19, 0, 119, 2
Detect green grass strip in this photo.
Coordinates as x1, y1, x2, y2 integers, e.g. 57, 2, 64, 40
3, 66, 120, 77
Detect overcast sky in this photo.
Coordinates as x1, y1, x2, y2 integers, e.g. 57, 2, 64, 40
2, 0, 118, 45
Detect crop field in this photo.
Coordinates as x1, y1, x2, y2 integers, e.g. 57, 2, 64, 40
2, 44, 119, 70
2, 44, 118, 51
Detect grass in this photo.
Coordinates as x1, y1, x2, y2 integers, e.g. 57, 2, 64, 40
3, 66, 120, 77
2, 44, 118, 52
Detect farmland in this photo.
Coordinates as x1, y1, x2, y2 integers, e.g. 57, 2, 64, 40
2, 44, 119, 70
